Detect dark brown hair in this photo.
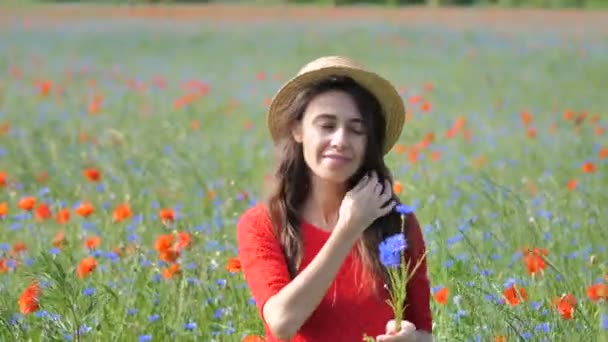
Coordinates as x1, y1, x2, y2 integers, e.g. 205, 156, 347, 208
265, 75, 417, 294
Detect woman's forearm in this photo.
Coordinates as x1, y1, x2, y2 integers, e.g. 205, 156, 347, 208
262, 223, 359, 340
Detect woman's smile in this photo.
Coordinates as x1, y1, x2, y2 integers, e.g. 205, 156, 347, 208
322, 153, 352, 167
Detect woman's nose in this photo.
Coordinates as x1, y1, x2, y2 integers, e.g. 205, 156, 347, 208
330, 127, 348, 149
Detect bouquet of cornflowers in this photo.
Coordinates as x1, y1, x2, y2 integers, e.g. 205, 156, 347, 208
377, 204, 428, 332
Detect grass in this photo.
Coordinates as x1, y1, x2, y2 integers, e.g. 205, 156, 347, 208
0, 9, 607, 341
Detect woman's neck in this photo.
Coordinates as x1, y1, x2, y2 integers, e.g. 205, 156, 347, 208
301, 176, 347, 231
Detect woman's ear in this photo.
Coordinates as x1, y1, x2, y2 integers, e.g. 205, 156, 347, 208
291, 122, 303, 143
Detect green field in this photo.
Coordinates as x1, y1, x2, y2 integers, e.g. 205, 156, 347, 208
0, 8, 607, 341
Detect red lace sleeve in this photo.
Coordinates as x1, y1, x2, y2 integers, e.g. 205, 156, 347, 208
236, 204, 291, 323
404, 213, 433, 333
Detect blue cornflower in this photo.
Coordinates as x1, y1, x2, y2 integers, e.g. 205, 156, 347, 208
104, 251, 120, 263
10, 211, 30, 223
139, 259, 152, 267
128, 233, 139, 243
38, 187, 50, 196
6, 259, 17, 270
452, 309, 467, 320
79, 325, 91, 334
132, 214, 144, 224
184, 322, 196, 331
35, 311, 49, 318
431, 285, 444, 294
504, 277, 518, 289
378, 233, 407, 268
479, 269, 493, 276
484, 294, 497, 303
395, 204, 414, 215
601, 313, 608, 330
214, 308, 224, 319
187, 277, 200, 286
535, 322, 550, 333
82, 288, 96, 296
447, 234, 463, 246
530, 301, 543, 310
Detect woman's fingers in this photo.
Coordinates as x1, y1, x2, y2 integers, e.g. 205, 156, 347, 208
351, 173, 370, 194
376, 320, 417, 341
385, 320, 416, 334
353, 172, 396, 218
375, 179, 394, 214
380, 200, 397, 216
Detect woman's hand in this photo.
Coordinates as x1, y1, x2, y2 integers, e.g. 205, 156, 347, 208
376, 320, 417, 342
335, 171, 396, 240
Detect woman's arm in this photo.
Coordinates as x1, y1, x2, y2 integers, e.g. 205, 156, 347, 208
262, 222, 359, 340
403, 213, 433, 334
237, 206, 360, 341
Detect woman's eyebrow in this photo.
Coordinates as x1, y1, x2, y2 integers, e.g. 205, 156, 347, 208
313, 113, 362, 123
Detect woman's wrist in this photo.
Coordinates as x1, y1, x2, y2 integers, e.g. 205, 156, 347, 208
331, 219, 363, 246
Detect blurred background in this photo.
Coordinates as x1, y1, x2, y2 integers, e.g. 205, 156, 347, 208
3, 0, 608, 9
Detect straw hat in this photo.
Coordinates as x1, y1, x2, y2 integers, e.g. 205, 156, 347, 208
267, 56, 405, 155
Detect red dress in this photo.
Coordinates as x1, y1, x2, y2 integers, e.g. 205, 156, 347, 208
236, 203, 433, 342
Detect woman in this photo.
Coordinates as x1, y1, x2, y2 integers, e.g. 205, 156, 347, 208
237, 56, 433, 342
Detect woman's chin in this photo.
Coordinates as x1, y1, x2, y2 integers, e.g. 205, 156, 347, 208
316, 170, 355, 186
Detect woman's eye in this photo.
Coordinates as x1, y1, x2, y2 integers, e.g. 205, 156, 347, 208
351, 126, 365, 135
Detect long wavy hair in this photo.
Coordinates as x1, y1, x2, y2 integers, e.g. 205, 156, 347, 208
265, 75, 418, 294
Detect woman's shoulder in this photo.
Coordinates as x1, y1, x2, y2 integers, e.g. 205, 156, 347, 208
236, 202, 283, 258
236, 202, 275, 237
238, 202, 271, 225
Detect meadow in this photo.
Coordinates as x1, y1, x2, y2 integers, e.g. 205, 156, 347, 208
0, 4, 607, 341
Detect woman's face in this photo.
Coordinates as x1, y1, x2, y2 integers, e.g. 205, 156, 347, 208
292, 90, 367, 186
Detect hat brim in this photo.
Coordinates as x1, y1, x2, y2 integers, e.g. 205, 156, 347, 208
267, 66, 405, 155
